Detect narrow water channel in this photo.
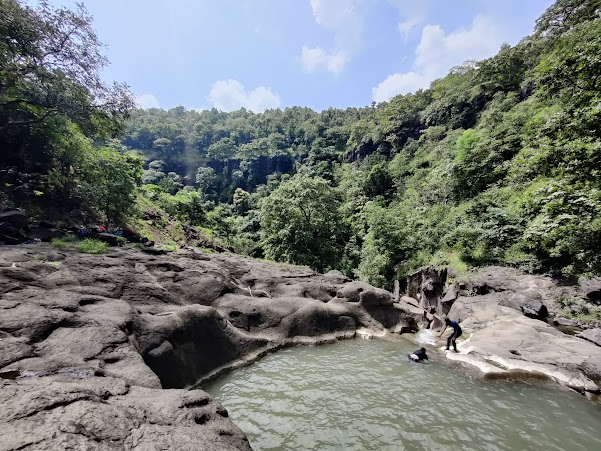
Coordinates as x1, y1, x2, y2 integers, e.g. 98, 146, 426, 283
204, 338, 601, 450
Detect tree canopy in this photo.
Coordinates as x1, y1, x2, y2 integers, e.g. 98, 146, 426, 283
0, 0, 138, 224
3, 0, 601, 287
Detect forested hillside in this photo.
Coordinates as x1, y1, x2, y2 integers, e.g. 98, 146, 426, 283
2, 0, 601, 288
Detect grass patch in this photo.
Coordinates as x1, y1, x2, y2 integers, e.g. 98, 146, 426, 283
430, 249, 469, 279
50, 238, 68, 249
76, 239, 108, 254
61, 233, 78, 242
558, 295, 601, 324
170, 222, 185, 242
161, 243, 178, 252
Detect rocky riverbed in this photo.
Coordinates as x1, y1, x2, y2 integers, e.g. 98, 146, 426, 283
1, 244, 601, 449
399, 266, 601, 400
0, 244, 415, 450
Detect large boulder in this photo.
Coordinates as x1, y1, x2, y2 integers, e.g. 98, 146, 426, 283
446, 295, 601, 395
520, 299, 548, 320
428, 313, 444, 331
400, 266, 447, 313
395, 301, 426, 325
97, 232, 119, 246
0, 222, 26, 244
28, 226, 62, 242
0, 210, 29, 230
553, 317, 579, 327
439, 284, 458, 315
580, 277, 601, 303
401, 295, 420, 308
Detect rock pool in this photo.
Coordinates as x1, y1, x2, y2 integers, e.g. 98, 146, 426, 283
205, 338, 601, 450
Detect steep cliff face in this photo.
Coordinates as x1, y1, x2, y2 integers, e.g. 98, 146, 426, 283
0, 244, 415, 450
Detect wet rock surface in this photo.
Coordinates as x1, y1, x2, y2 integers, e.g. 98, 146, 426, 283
442, 267, 601, 398
0, 244, 412, 450
400, 266, 601, 398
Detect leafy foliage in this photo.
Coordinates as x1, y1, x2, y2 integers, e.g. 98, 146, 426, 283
6, 0, 601, 287
0, 0, 137, 223
260, 173, 346, 272
117, 1, 601, 285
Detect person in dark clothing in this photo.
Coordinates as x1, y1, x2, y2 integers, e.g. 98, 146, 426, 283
439, 318, 462, 352
409, 347, 428, 362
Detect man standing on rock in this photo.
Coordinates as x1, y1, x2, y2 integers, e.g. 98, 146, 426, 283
439, 318, 462, 352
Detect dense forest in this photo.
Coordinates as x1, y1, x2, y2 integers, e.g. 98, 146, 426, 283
2, 0, 601, 288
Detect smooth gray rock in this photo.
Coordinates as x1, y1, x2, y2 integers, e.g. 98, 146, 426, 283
520, 299, 548, 320
0, 244, 412, 449
395, 301, 425, 324
0, 376, 251, 451
446, 294, 601, 395
401, 295, 420, 308
580, 277, 601, 303
578, 328, 601, 347
0, 210, 29, 229
554, 317, 579, 327
439, 285, 458, 315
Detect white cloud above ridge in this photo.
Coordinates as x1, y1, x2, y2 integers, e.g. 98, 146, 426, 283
373, 15, 504, 103
209, 79, 281, 112
372, 72, 426, 104
301, 0, 362, 74
135, 94, 160, 109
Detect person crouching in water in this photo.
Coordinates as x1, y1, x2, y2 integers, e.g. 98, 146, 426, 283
439, 318, 462, 352
409, 347, 428, 362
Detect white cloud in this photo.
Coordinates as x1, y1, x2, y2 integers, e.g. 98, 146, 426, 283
301, 0, 362, 74
301, 46, 349, 75
310, 0, 361, 33
415, 16, 501, 77
209, 79, 281, 113
398, 16, 422, 38
135, 94, 160, 109
372, 72, 426, 103
373, 15, 504, 102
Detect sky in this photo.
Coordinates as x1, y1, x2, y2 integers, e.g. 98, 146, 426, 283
51, 0, 555, 112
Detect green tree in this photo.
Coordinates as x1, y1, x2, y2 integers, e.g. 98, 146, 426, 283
535, 0, 601, 38
80, 149, 142, 225
260, 174, 345, 272
363, 163, 393, 199
0, 0, 133, 134
196, 166, 217, 193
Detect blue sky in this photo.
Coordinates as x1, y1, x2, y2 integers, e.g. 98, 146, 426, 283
53, 0, 554, 112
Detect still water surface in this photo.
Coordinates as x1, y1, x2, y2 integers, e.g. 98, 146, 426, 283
204, 338, 601, 450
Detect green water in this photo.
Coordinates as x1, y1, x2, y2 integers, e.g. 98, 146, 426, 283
204, 338, 601, 450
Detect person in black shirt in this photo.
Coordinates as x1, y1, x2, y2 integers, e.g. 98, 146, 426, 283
409, 347, 428, 362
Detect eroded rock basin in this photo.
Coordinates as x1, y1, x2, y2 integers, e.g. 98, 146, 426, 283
205, 338, 601, 450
